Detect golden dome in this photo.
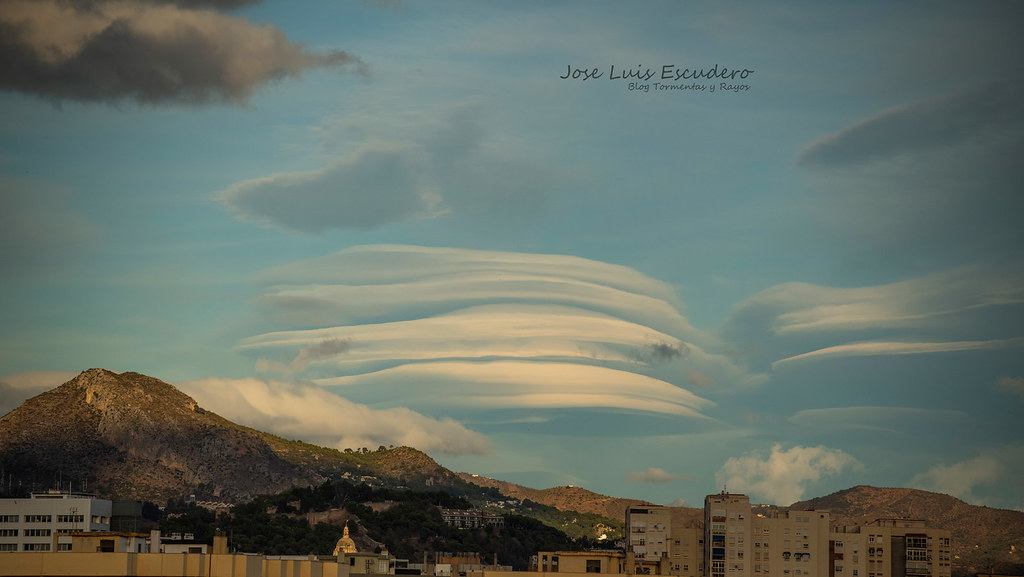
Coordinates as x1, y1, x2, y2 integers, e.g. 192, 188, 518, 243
333, 526, 358, 556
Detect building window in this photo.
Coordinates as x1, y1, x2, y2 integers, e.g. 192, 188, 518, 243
24, 543, 51, 551
58, 543, 73, 552
0, 543, 19, 552
25, 515, 52, 523
0, 529, 17, 537
100, 540, 115, 553
0, 515, 18, 523
25, 529, 52, 537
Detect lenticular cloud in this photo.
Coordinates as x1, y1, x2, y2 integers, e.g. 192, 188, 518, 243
241, 245, 759, 420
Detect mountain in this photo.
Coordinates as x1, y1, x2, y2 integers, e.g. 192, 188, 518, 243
1, 369, 1021, 574
790, 485, 1024, 574
0, 369, 461, 503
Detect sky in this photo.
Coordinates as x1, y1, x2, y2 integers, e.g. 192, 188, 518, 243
1, 0, 1023, 511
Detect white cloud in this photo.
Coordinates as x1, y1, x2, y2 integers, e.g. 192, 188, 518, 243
625, 467, 692, 484
773, 337, 1024, 368
715, 444, 860, 506
316, 361, 715, 419
176, 376, 491, 456
723, 264, 1024, 371
910, 455, 1001, 504
235, 245, 767, 427
253, 244, 696, 337
241, 304, 688, 374
733, 266, 1024, 336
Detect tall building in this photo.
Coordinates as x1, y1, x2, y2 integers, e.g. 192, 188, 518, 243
0, 491, 111, 553
616, 493, 949, 577
627, 506, 671, 562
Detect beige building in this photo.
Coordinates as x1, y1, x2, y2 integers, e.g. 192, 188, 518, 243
614, 492, 949, 577
830, 519, 951, 577
534, 551, 628, 574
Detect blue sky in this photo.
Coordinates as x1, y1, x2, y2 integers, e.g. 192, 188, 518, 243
1, 0, 1022, 510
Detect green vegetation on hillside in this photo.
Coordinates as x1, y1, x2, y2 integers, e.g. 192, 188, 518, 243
159, 480, 612, 569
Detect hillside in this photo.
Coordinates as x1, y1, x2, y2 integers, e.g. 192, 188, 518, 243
456, 472, 656, 522
790, 485, 1024, 574
2, 369, 1021, 574
0, 369, 463, 504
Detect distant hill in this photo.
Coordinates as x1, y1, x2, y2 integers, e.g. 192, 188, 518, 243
0, 369, 461, 503
1, 369, 1021, 575
456, 472, 656, 522
790, 485, 1024, 574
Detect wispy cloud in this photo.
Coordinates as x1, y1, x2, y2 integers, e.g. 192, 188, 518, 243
789, 406, 969, 434
177, 376, 491, 455
773, 337, 1024, 368
219, 103, 554, 232
716, 444, 860, 506
723, 265, 1024, 371
730, 266, 1024, 336
797, 82, 1023, 169
0, 0, 362, 105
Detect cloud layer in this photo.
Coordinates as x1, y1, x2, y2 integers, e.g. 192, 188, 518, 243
0, 0, 360, 104
724, 265, 1024, 371
232, 245, 759, 430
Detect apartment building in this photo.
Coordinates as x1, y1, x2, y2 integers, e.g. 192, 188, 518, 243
617, 493, 948, 577
0, 491, 111, 552
830, 519, 951, 577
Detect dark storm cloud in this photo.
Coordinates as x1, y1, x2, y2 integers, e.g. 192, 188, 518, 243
0, 0, 364, 105
797, 82, 1023, 168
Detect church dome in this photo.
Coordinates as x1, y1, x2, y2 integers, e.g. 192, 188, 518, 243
333, 526, 358, 556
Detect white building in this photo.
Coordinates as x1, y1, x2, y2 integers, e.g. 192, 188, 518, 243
0, 491, 111, 552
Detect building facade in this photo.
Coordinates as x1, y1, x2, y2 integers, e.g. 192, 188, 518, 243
616, 493, 949, 577
830, 519, 952, 577
0, 491, 112, 553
